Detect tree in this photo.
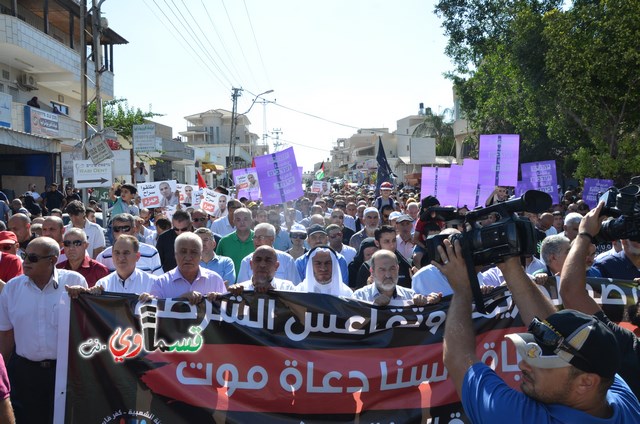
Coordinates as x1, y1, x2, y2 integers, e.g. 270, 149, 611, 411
435, 0, 640, 183
87, 98, 162, 142
412, 107, 456, 156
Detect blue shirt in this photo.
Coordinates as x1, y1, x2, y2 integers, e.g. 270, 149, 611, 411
462, 363, 640, 423
592, 250, 640, 280
273, 228, 293, 252
200, 255, 236, 284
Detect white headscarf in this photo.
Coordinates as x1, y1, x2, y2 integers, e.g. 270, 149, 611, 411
299, 247, 351, 296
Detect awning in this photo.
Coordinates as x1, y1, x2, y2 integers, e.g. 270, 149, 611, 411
202, 163, 225, 175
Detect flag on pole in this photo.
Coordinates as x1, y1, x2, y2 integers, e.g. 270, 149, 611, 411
375, 136, 395, 196
196, 170, 207, 189
315, 162, 325, 180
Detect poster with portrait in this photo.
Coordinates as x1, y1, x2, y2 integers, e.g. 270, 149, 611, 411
176, 183, 202, 207
137, 180, 178, 208
233, 168, 261, 200
311, 180, 331, 195
199, 188, 222, 215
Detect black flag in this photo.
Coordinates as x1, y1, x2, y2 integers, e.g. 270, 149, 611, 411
375, 136, 395, 196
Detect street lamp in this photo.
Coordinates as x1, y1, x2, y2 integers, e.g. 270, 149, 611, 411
227, 89, 274, 186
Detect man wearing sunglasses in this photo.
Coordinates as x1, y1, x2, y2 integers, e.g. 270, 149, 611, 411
97, 213, 163, 275
0, 237, 87, 423
560, 201, 640, 400
56, 228, 108, 288
435, 239, 640, 422
156, 210, 192, 273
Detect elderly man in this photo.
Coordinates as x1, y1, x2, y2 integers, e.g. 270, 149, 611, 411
295, 224, 349, 282
355, 225, 413, 289
156, 210, 192, 272
195, 227, 235, 285
236, 223, 299, 284
216, 207, 255, 278
350, 207, 380, 251
395, 214, 415, 261
226, 246, 296, 296
97, 213, 162, 275
191, 208, 210, 230
561, 212, 583, 241
211, 199, 242, 237
68, 235, 158, 295
353, 250, 441, 306
144, 232, 226, 304
0, 237, 87, 423
64, 200, 106, 258
296, 247, 352, 297
435, 238, 640, 422
8, 213, 35, 259
56, 228, 108, 287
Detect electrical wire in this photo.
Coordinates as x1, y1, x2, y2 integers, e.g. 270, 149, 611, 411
242, 0, 271, 88
220, 0, 259, 89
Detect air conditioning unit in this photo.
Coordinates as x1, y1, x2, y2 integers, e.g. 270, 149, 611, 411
19, 73, 38, 89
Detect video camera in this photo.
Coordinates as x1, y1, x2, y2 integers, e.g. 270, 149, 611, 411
426, 190, 552, 313
597, 178, 640, 242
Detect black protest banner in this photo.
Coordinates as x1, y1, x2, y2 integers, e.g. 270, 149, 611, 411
59, 279, 638, 423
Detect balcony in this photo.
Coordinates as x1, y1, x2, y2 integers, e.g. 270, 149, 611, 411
159, 139, 195, 161
11, 102, 80, 141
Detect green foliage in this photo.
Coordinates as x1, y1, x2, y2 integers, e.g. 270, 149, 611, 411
87, 98, 162, 141
412, 108, 456, 156
436, 0, 640, 183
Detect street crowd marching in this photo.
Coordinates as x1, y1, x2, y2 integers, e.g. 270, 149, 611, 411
0, 177, 639, 423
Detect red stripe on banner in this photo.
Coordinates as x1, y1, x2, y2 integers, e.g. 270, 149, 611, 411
140, 327, 525, 414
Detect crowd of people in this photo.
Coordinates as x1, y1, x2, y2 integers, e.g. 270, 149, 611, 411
0, 178, 638, 422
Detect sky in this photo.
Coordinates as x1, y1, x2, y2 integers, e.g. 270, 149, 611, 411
102, 0, 455, 172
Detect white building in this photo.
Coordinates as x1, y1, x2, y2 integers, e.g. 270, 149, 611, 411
0, 1, 127, 197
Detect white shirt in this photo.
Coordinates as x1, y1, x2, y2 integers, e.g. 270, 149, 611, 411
96, 268, 158, 294
0, 269, 87, 361
96, 242, 163, 275
237, 278, 296, 291
412, 265, 484, 297
237, 250, 301, 285
296, 280, 353, 297
210, 216, 234, 237
335, 244, 357, 265
65, 220, 106, 258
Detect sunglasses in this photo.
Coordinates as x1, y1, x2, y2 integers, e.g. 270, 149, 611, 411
290, 234, 307, 240
192, 218, 208, 222
113, 225, 131, 233
63, 240, 83, 247
174, 227, 190, 233
25, 254, 54, 263
528, 318, 590, 364
0, 244, 15, 251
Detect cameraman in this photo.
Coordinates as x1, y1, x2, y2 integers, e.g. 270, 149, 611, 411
559, 201, 640, 400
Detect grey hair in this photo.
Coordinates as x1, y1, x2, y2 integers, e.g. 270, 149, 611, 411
540, 234, 570, 265
254, 223, 276, 237
112, 213, 135, 226
63, 228, 87, 242
194, 227, 213, 237
564, 212, 583, 226
175, 232, 203, 251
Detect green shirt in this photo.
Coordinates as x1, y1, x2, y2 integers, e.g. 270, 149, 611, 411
215, 230, 254, 280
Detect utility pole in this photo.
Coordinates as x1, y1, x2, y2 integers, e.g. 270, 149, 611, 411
262, 99, 268, 152
271, 128, 283, 152
227, 87, 242, 186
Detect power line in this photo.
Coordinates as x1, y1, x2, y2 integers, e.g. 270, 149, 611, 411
145, 0, 229, 92
200, 0, 246, 85
242, 0, 271, 88
220, 0, 259, 89
265, 134, 332, 153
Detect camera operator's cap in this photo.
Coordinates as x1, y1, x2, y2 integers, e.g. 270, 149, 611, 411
421, 195, 440, 209
306, 224, 327, 237
380, 182, 393, 190
0, 231, 18, 245
396, 214, 414, 223
505, 310, 620, 378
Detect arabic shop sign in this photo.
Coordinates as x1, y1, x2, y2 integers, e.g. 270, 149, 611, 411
24, 105, 59, 137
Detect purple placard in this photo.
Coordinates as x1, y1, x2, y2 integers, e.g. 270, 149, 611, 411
438, 164, 462, 207
233, 167, 261, 200
457, 159, 493, 209
478, 134, 520, 187
520, 160, 559, 204
583, 178, 614, 209
421, 167, 449, 202
254, 147, 304, 206
515, 180, 534, 197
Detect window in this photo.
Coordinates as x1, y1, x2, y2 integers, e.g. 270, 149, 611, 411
50, 101, 69, 115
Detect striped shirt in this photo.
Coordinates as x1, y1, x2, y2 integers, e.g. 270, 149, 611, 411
96, 242, 163, 275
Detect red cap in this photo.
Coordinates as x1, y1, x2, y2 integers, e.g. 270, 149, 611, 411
0, 231, 18, 245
